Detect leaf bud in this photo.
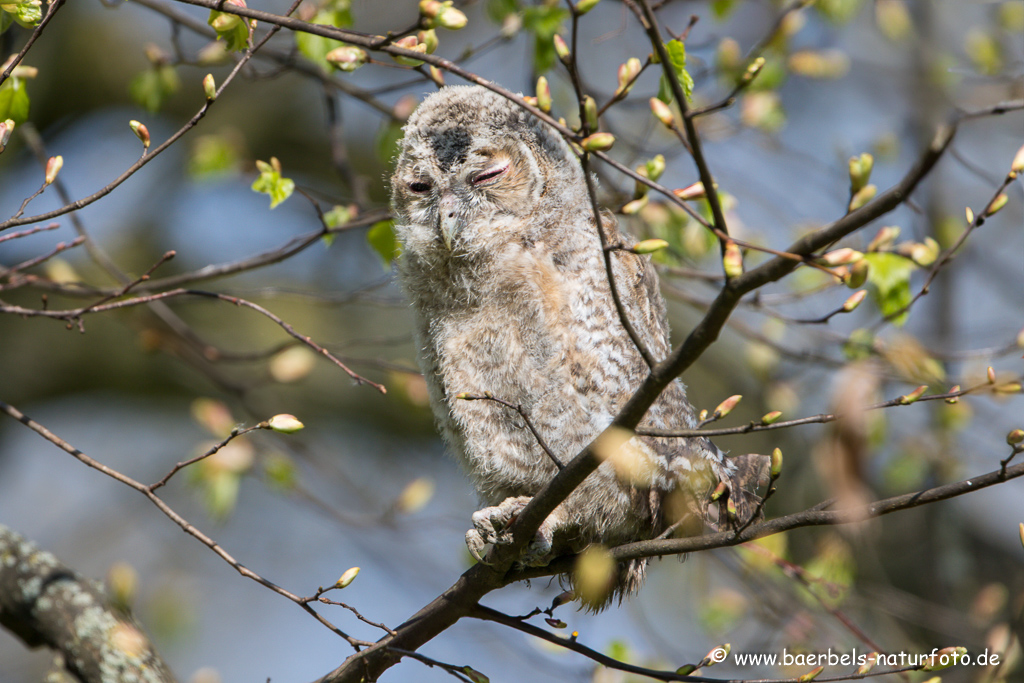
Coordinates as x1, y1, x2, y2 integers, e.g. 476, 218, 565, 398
536, 76, 551, 113
631, 238, 668, 254
698, 409, 708, 421
673, 181, 706, 201
922, 646, 967, 671
580, 132, 614, 152
336, 566, 360, 588
821, 247, 863, 266
203, 73, 217, 101
129, 120, 151, 149
0, 119, 13, 153
418, 0, 441, 18
866, 225, 900, 252
621, 196, 648, 215
45, 155, 63, 185
898, 385, 927, 404
987, 366, 996, 383
268, 413, 304, 433
855, 653, 879, 674
966, 206, 975, 224
848, 184, 877, 212
710, 481, 728, 501
428, 65, 445, 86
723, 240, 743, 279
645, 154, 665, 182
770, 447, 783, 477
1006, 429, 1024, 445
1011, 142, 1024, 173
391, 36, 426, 66
848, 152, 874, 193
945, 385, 961, 404
583, 95, 598, 131
842, 289, 868, 312
553, 35, 571, 64
576, 0, 600, 15
418, 29, 438, 54
436, 4, 468, 30
984, 193, 1008, 216
615, 57, 642, 97
762, 411, 783, 425
326, 45, 368, 72
846, 258, 869, 288
714, 394, 742, 418
649, 97, 674, 127
798, 665, 824, 682
995, 382, 1022, 394
742, 56, 766, 83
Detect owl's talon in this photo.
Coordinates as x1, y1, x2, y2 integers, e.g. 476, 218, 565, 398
466, 529, 490, 564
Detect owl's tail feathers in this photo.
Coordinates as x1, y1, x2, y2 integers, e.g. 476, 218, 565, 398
712, 449, 772, 531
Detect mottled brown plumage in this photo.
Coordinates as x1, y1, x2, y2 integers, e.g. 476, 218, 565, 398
391, 86, 751, 605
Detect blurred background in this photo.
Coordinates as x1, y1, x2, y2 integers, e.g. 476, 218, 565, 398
0, 0, 1022, 681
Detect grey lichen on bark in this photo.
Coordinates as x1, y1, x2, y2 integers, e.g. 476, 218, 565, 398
0, 524, 176, 683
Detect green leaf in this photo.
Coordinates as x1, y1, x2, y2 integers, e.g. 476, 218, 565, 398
264, 453, 297, 491
461, 667, 490, 683
366, 220, 398, 268
251, 158, 294, 209
208, 8, 250, 52
486, 0, 519, 24
522, 5, 568, 73
0, 77, 30, 124
863, 252, 916, 326
2, 1, 42, 30
657, 39, 694, 104
842, 328, 874, 361
187, 133, 241, 180
129, 65, 180, 114
710, 0, 736, 20
296, 8, 352, 72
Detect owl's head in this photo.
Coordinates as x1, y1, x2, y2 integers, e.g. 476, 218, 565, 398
391, 85, 587, 257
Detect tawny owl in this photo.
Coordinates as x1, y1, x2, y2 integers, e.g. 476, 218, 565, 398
391, 85, 753, 605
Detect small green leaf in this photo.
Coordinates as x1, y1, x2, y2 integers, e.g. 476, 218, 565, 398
461, 666, 490, 683
296, 7, 353, 72
2, 1, 42, 30
129, 65, 180, 114
367, 220, 398, 268
251, 157, 294, 209
863, 252, 916, 326
657, 39, 694, 104
0, 77, 30, 124
208, 5, 250, 53
710, 0, 736, 20
188, 133, 241, 180
522, 5, 569, 73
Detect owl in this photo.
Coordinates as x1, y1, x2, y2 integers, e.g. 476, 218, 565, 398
391, 85, 756, 605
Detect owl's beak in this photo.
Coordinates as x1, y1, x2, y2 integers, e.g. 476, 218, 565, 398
438, 192, 461, 250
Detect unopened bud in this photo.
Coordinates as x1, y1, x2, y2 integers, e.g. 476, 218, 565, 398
945, 385, 961, 404
995, 382, 1022, 394
698, 409, 708, 421
326, 45, 368, 72
714, 394, 742, 418
984, 193, 1008, 216
842, 289, 868, 312
726, 497, 737, 519
536, 76, 551, 113
129, 120, 150, 149
649, 97, 674, 127
848, 184, 877, 212
846, 258, 869, 288
899, 385, 928, 404
798, 665, 824, 682
673, 181, 706, 201
675, 665, 696, 676
553, 35, 570, 64
867, 225, 900, 252
1011, 142, 1024, 173
583, 95, 598, 131
1020, 523, 1024, 549
987, 366, 996, 383
419, 0, 441, 17
632, 238, 668, 254
391, 36, 426, 66
821, 247, 863, 266
762, 411, 782, 425
723, 240, 743, 279
621, 196, 648, 215
0, 119, 14, 152
742, 56, 766, 83
710, 481, 728, 501
45, 156, 63, 185
770, 447, 783, 477
848, 152, 874, 193
645, 154, 665, 182
580, 132, 614, 152
336, 566, 360, 588
1007, 429, 1024, 445
268, 413, 304, 433
418, 29, 438, 54
615, 57, 642, 97
203, 73, 217, 101
922, 646, 967, 671
856, 653, 878, 674
576, 0, 600, 14
437, 5, 468, 30
966, 206, 975, 224
428, 65, 445, 86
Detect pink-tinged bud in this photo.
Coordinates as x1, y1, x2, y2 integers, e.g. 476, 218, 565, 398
1011, 142, 1024, 173
867, 225, 900, 252
649, 97, 674, 127
576, 0, 600, 14
995, 382, 1022, 394
848, 184, 877, 212
821, 247, 863, 266
336, 566, 360, 588
391, 36, 426, 66
129, 120, 150, 149
798, 665, 824, 682
698, 409, 708, 421
0, 119, 14, 153
770, 447, 783, 477
673, 181, 706, 201
987, 366, 996, 383
922, 646, 967, 671
326, 45, 368, 72
553, 34, 570, 64
268, 413, 304, 433
522, 95, 538, 107
742, 56, 766, 82
437, 4, 468, 30
726, 497, 737, 519
428, 65, 445, 86
762, 411, 783, 425
856, 653, 879, 674
417, 29, 438, 54
45, 156, 63, 185
615, 57, 642, 97
419, 0, 441, 18
965, 206, 975, 224
580, 132, 614, 152
710, 481, 728, 501
631, 238, 668, 253
621, 196, 648, 215
984, 193, 1008, 216
1007, 429, 1024, 445
842, 289, 868, 312
898, 385, 928, 404
944, 385, 961, 404
536, 76, 551, 112
203, 73, 217, 101
714, 394, 742, 418
723, 240, 743, 279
